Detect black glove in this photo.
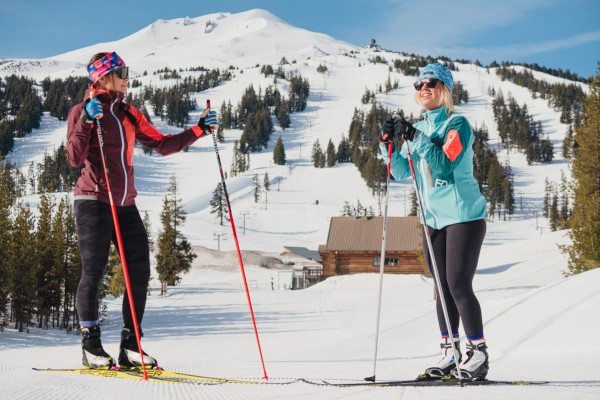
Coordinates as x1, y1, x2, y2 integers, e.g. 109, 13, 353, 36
398, 117, 418, 141
380, 117, 400, 143
198, 116, 208, 132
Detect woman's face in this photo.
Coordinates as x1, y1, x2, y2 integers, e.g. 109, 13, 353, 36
417, 79, 444, 111
100, 67, 129, 94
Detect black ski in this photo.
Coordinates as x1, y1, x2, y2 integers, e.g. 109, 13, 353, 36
317, 378, 600, 387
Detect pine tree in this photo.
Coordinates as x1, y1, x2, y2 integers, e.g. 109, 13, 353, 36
253, 174, 261, 203
564, 66, 600, 274
142, 211, 154, 250
549, 189, 559, 231
276, 100, 291, 129
54, 197, 81, 330
8, 203, 37, 331
210, 182, 229, 225
559, 170, 570, 229
409, 191, 418, 217
35, 193, 59, 329
155, 176, 197, 295
341, 201, 352, 216
336, 136, 351, 163
312, 139, 324, 168
273, 136, 286, 165
263, 172, 270, 192
0, 169, 12, 326
326, 139, 336, 167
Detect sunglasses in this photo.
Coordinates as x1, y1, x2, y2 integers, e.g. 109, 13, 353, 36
413, 78, 439, 91
111, 66, 129, 79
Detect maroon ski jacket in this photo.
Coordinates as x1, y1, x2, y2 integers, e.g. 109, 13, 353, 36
67, 90, 206, 206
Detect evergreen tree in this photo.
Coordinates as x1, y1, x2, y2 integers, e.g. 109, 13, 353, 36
252, 174, 261, 203
35, 193, 59, 329
564, 66, 600, 274
142, 211, 154, 250
0, 171, 11, 326
559, 170, 570, 229
276, 99, 291, 129
326, 139, 336, 167
336, 136, 351, 163
8, 203, 37, 331
409, 191, 418, 217
210, 182, 229, 226
53, 197, 81, 330
341, 201, 353, 216
311, 139, 324, 168
263, 172, 270, 192
155, 176, 196, 295
273, 136, 286, 165
549, 189, 559, 232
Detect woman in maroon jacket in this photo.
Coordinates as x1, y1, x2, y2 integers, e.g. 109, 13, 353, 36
67, 51, 218, 369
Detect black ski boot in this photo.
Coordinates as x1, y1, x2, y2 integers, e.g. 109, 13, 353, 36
418, 338, 461, 380
452, 341, 489, 380
118, 326, 158, 369
81, 326, 115, 369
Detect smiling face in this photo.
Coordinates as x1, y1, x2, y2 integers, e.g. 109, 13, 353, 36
416, 79, 444, 111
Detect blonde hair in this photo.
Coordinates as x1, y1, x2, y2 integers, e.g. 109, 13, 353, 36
414, 82, 455, 116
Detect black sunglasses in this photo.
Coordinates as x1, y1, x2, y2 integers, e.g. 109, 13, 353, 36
111, 66, 129, 79
413, 78, 439, 91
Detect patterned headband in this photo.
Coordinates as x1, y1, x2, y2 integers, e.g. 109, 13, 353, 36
87, 52, 125, 84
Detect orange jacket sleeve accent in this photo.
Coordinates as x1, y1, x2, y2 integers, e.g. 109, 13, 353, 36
442, 129, 463, 162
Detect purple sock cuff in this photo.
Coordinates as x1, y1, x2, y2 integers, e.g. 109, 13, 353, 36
441, 330, 459, 339
467, 333, 484, 341
80, 320, 98, 328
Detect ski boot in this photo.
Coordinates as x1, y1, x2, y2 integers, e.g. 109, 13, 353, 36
118, 326, 158, 370
451, 340, 489, 380
417, 338, 461, 380
81, 326, 115, 369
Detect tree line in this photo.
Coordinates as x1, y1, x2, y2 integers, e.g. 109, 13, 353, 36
0, 75, 44, 156
0, 166, 196, 330
562, 66, 600, 275
491, 91, 554, 165
0, 182, 81, 333
495, 66, 585, 125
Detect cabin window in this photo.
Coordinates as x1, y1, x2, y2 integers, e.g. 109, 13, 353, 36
372, 257, 399, 267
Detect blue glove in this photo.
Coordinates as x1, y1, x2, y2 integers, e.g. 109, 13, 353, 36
199, 110, 219, 131
205, 110, 219, 128
85, 98, 103, 119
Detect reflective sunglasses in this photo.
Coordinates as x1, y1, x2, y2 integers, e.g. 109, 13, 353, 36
111, 66, 129, 79
413, 78, 439, 91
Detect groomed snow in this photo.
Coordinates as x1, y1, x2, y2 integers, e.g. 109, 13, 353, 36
1, 9, 598, 400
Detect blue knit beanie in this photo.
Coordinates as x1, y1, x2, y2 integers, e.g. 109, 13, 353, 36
418, 63, 454, 93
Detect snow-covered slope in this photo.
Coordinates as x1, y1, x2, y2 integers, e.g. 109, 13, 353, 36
1, 8, 597, 400
1, 9, 356, 80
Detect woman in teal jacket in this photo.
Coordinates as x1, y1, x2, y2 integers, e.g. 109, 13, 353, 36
380, 63, 488, 380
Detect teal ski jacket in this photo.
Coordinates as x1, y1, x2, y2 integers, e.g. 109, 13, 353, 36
381, 105, 487, 229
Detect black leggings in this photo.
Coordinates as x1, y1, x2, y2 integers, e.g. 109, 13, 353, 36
423, 219, 486, 340
74, 200, 150, 330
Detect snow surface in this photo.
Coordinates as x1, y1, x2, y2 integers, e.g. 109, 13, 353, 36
1, 9, 599, 400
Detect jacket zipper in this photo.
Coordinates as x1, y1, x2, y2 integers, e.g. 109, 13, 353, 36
110, 99, 128, 206
420, 116, 439, 229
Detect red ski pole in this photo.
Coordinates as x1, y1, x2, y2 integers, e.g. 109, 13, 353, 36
95, 118, 149, 381
205, 100, 269, 380
365, 139, 393, 383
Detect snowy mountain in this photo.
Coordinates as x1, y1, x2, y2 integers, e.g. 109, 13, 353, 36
1, 9, 598, 400
1, 9, 356, 80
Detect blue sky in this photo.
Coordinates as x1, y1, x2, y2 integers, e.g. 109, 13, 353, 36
1, 0, 598, 78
